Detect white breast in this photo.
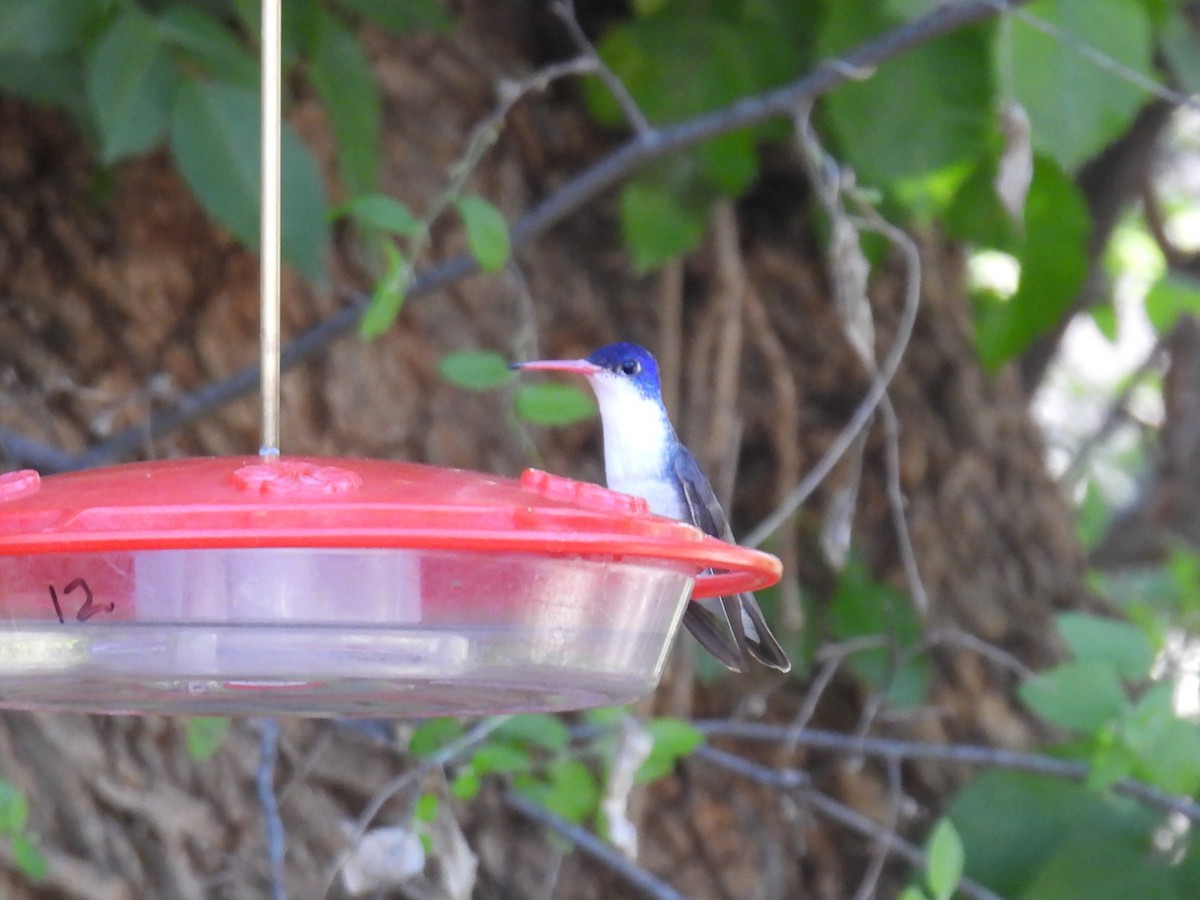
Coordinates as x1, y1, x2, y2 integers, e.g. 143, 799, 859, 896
588, 375, 687, 520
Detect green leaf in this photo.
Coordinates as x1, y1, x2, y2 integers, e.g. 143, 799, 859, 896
1161, 8, 1200, 94
544, 758, 600, 823
1144, 275, 1200, 334
925, 818, 965, 900
282, 0, 323, 59
87, 8, 178, 163
0, 780, 28, 835
696, 129, 758, 195
1121, 683, 1200, 794
1087, 726, 1137, 791
0, 53, 87, 114
1076, 479, 1111, 548
513, 761, 600, 824
186, 716, 231, 761
584, 0, 805, 265
950, 771, 1160, 897
360, 242, 408, 338
311, 9, 381, 196
408, 717, 464, 757
582, 706, 626, 728
1019, 660, 1127, 732
588, 5, 802, 127
885, 0, 935, 17
1134, 717, 1200, 795
820, 0, 992, 186
1006, 0, 1153, 170
157, 6, 258, 87
515, 383, 597, 426
0, 0, 97, 56
1056, 612, 1154, 680
1090, 304, 1118, 343
334, 0, 452, 34
170, 78, 330, 283
1022, 833, 1178, 900
973, 155, 1090, 370
635, 718, 704, 783
339, 194, 421, 236
585, 4, 804, 217
438, 350, 512, 392
11, 833, 48, 882
494, 713, 571, 752
470, 743, 531, 775
829, 558, 929, 708
619, 179, 708, 273
450, 769, 481, 801
898, 889, 930, 900
414, 792, 439, 823
455, 195, 510, 273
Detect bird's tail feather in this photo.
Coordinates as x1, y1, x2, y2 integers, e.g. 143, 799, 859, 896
682, 603, 745, 673
738, 593, 791, 673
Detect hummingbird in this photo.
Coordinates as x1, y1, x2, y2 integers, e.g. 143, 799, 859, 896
511, 342, 791, 673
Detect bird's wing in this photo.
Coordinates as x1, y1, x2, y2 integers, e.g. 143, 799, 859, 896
682, 603, 745, 672
670, 444, 735, 541
671, 445, 792, 674
670, 446, 747, 654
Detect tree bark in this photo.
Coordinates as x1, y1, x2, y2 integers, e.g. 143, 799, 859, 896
0, 7, 1094, 898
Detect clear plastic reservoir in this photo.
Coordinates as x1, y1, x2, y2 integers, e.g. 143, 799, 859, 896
0, 458, 781, 716
0, 548, 693, 715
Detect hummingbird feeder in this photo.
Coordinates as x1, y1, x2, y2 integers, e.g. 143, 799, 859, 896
0, 1, 781, 716
0, 460, 779, 715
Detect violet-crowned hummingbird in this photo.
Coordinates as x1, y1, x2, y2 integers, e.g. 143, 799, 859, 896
511, 342, 791, 673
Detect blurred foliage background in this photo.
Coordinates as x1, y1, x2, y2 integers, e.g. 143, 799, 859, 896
1, 0, 1200, 897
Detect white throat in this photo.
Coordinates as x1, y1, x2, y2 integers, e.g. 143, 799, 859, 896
588, 374, 683, 517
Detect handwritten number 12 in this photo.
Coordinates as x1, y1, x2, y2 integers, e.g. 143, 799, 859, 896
48, 578, 114, 623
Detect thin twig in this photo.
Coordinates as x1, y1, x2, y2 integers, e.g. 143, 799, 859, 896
852, 754, 904, 900
0, 427, 77, 472
793, 103, 931, 613
744, 213, 923, 547
694, 720, 1200, 825
694, 746, 1004, 900
319, 716, 509, 900
788, 636, 890, 746
256, 719, 288, 900
506, 791, 684, 900
921, 626, 1034, 680
880, 395, 930, 612
1000, 3, 1200, 111
1058, 331, 1169, 491
551, 0, 652, 135
6, 0, 1032, 474
808, 789, 1001, 900
742, 285, 805, 628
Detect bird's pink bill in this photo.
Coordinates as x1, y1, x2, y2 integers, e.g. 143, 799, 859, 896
509, 359, 604, 375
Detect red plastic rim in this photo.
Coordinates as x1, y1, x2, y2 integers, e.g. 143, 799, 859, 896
0, 458, 781, 600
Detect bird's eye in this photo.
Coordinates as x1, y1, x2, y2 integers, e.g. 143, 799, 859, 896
618, 360, 641, 376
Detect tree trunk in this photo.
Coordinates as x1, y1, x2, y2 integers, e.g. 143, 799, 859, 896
0, 7, 1093, 898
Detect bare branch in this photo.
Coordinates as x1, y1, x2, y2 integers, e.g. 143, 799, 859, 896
744, 214, 923, 547
505, 791, 684, 900
320, 716, 509, 900
551, 0, 652, 135
881, 395, 931, 612
852, 754, 904, 900
1058, 330, 1169, 491
695, 720, 1200, 825
1003, 4, 1200, 111
7, 0, 1032, 473
256, 719, 288, 900
693, 746, 1003, 900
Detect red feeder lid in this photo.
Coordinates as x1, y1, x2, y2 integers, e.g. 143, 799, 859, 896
0, 457, 781, 599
